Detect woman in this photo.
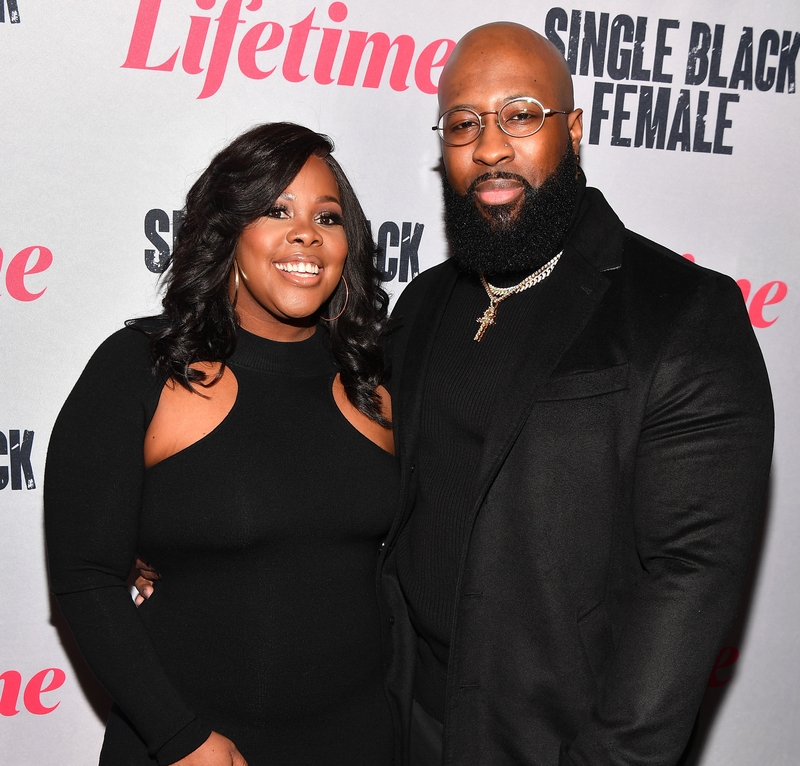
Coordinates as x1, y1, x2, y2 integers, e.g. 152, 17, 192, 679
44, 123, 397, 766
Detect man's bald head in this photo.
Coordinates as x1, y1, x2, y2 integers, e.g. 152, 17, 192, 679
439, 23, 576, 114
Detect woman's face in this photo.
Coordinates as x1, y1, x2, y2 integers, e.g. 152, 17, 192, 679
233, 155, 348, 341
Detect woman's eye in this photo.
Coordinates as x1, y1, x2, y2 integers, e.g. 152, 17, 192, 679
266, 205, 288, 219
318, 211, 344, 226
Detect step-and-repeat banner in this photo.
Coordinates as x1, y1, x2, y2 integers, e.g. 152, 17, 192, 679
2, 1, 798, 763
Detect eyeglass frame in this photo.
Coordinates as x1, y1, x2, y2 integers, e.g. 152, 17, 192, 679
432, 97, 570, 147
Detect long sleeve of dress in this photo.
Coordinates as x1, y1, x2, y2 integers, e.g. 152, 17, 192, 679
44, 327, 212, 765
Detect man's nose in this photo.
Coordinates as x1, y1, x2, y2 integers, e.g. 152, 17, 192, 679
471, 119, 514, 166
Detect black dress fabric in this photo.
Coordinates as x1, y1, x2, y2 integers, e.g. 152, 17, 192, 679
45, 324, 397, 766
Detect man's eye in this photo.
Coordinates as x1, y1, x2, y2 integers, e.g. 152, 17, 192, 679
507, 111, 539, 123
450, 119, 479, 133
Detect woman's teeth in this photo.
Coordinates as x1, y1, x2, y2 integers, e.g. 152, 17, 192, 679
275, 262, 320, 275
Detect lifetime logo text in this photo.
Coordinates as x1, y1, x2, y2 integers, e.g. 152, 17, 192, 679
0, 246, 52, 301
124, 0, 455, 99
0, 669, 66, 716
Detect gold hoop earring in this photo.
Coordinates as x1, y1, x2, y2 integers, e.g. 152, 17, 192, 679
320, 275, 349, 322
231, 261, 240, 308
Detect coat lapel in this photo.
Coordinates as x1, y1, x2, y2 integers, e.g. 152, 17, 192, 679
385, 262, 460, 545
395, 264, 459, 466
470, 189, 624, 506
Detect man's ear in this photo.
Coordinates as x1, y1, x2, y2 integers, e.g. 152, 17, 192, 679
568, 109, 583, 155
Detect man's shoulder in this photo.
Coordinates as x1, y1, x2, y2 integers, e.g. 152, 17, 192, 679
620, 228, 739, 303
579, 186, 734, 295
622, 228, 687, 267
596, 228, 753, 354
579, 185, 717, 272
574, 187, 745, 326
391, 259, 456, 319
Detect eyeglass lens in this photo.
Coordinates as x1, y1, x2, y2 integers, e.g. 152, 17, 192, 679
438, 98, 546, 145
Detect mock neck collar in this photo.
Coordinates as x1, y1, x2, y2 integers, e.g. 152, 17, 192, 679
230, 324, 333, 377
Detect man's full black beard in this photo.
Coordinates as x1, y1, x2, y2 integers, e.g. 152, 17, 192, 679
442, 143, 580, 276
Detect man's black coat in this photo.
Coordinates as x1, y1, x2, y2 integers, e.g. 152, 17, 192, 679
378, 186, 774, 765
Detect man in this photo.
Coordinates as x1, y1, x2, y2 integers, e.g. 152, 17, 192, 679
378, 21, 773, 766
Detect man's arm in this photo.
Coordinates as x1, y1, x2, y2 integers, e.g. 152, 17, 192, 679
564, 273, 773, 766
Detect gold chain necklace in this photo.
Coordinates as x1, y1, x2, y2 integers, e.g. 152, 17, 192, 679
473, 251, 562, 342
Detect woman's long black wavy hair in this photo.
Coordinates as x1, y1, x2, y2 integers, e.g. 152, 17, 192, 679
143, 122, 390, 426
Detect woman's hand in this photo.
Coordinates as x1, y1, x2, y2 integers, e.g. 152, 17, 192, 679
171, 731, 248, 765
133, 556, 160, 606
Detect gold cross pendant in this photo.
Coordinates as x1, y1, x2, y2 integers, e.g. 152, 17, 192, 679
474, 303, 498, 342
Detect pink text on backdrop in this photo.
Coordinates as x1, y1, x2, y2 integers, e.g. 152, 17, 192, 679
708, 646, 740, 687
682, 254, 787, 328
0, 668, 66, 716
0, 246, 52, 302
123, 0, 455, 99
